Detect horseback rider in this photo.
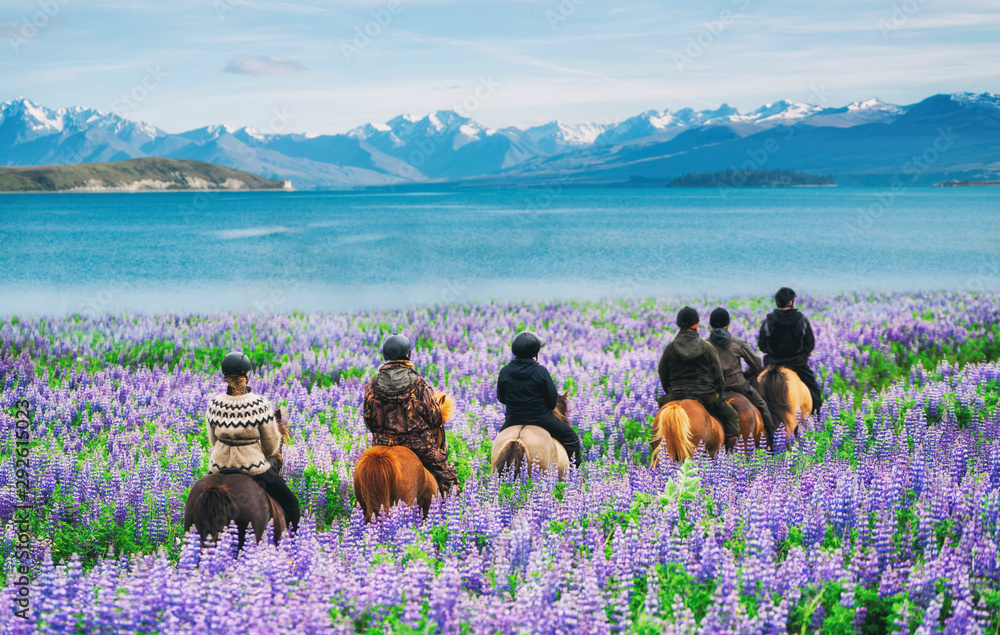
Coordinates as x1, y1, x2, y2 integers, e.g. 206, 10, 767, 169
757, 287, 823, 413
206, 351, 300, 531
708, 307, 777, 450
362, 334, 459, 495
497, 330, 584, 467
657, 307, 742, 453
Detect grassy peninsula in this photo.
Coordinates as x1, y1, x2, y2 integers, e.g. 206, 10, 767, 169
0, 158, 289, 192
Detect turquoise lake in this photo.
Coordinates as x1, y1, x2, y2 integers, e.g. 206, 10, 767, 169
2, 188, 999, 314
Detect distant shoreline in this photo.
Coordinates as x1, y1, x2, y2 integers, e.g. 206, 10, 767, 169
936, 180, 1000, 187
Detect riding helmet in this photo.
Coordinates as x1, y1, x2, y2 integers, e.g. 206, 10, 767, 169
709, 308, 730, 329
511, 330, 544, 358
221, 351, 252, 377
775, 287, 797, 308
676, 307, 699, 329
381, 334, 411, 361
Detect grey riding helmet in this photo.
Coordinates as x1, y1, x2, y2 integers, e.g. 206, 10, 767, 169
511, 330, 544, 358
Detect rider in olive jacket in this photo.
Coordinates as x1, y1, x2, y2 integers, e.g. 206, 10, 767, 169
657, 307, 741, 452
497, 330, 584, 467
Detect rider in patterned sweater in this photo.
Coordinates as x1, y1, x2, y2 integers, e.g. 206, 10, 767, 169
206, 351, 300, 531
362, 334, 459, 495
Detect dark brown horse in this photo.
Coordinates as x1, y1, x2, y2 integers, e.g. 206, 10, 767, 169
184, 407, 291, 547
726, 391, 765, 449
353, 392, 455, 522
651, 399, 724, 465
491, 392, 570, 479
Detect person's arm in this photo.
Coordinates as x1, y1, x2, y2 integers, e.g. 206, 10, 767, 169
705, 345, 725, 395
497, 367, 508, 404
537, 366, 558, 410
740, 339, 764, 377
801, 317, 816, 355
205, 404, 217, 445
657, 345, 671, 393
258, 399, 281, 458
416, 379, 444, 429
757, 321, 770, 355
361, 383, 377, 433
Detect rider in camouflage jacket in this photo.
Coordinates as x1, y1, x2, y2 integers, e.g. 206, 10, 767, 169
362, 335, 459, 494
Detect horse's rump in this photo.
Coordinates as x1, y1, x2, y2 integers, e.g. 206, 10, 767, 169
494, 435, 528, 478
726, 391, 764, 448
758, 367, 792, 422
192, 484, 238, 540
491, 424, 568, 479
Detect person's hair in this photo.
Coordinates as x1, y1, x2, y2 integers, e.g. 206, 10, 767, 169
225, 374, 248, 396
709, 308, 730, 329
775, 287, 797, 308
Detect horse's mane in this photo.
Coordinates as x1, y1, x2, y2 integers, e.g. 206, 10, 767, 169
193, 484, 237, 540
759, 367, 792, 422
355, 447, 398, 519
554, 392, 569, 423
435, 392, 456, 423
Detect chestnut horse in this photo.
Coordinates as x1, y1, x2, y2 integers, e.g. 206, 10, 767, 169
650, 399, 724, 465
184, 408, 291, 547
727, 391, 765, 449
490, 393, 571, 480
757, 366, 812, 442
354, 392, 455, 522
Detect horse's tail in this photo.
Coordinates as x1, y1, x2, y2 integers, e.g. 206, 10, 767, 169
760, 367, 792, 427
657, 402, 696, 462
193, 484, 238, 540
435, 391, 456, 423
355, 448, 398, 521
495, 438, 527, 479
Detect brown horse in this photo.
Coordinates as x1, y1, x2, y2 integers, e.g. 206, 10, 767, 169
650, 399, 724, 465
490, 393, 571, 480
727, 391, 765, 449
353, 392, 455, 522
757, 366, 812, 442
184, 407, 292, 547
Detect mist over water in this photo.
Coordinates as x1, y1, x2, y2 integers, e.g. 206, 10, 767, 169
3, 188, 999, 315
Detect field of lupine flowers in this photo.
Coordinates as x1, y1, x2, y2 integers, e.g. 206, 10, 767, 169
2, 291, 1000, 634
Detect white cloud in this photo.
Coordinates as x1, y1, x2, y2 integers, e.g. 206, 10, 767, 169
223, 54, 306, 77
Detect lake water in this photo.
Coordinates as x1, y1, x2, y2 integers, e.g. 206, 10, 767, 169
2, 188, 999, 314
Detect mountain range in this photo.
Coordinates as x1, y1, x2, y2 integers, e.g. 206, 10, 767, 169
1, 93, 998, 189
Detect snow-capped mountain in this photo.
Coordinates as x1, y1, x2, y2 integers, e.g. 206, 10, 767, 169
1, 92, 997, 188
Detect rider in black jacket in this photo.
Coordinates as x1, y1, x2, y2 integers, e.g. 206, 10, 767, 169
757, 287, 823, 412
497, 331, 584, 467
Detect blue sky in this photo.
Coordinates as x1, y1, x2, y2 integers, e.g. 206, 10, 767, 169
1, 0, 997, 134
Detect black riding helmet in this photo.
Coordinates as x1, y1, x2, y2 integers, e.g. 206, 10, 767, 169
676, 307, 699, 329
775, 287, 797, 308
511, 330, 544, 358
381, 334, 411, 361
221, 351, 252, 377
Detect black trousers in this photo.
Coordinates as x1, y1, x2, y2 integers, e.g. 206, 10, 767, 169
730, 384, 776, 435
253, 468, 301, 530
501, 412, 584, 467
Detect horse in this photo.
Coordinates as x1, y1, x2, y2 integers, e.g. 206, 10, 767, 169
490, 392, 571, 480
757, 366, 812, 443
353, 392, 456, 522
726, 391, 765, 449
650, 399, 724, 465
183, 407, 291, 547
